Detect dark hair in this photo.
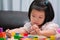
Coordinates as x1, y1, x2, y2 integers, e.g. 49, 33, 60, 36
28, 0, 54, 26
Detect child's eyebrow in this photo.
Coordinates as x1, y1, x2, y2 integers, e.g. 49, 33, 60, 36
39, 15, 43, 17
32, 14, 43, 17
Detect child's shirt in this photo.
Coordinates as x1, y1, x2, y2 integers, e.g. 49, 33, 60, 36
9, 22, 59, 34
23, 22, 59, 34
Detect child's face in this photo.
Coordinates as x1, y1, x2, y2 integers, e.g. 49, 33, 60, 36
30, 9, 45, 26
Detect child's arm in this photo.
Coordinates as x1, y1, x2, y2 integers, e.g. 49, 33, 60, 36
36, 29, 56, 37
31, 24, 58, 37
6, 27, 27, 34
6, 27, 28, 38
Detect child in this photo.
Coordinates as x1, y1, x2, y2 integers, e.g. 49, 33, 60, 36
6, 0, 59, 37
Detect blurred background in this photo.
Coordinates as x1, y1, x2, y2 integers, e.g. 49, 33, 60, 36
0, 0, 60, 26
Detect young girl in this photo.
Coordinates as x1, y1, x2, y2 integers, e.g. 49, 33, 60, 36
6, 0, 59, 37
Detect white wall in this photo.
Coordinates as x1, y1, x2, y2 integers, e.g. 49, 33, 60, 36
21, 0, 33, 11
3, 0, 8, 10
12, 0, 20, 11
57, 0, 60, 26
0, 0, 3, 10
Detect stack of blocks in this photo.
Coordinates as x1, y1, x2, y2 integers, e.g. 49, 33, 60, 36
0, 27, 60, 40
11, 32, 39, 40
11, 32, 56, 40
0, 27, 6, 40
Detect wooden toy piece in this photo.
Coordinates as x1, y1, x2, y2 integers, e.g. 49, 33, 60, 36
11, 32, 15, 37
20, 38, 25, 40
45, 38, 48, 40
0, 32, 6, 38
0, 38, 5, 40
0, 27, 3, 32
19, 34, 23, 37
19, 36, 23, 40
14, 34, 20, 40
50, 35, 55, 40
25, 38, 32, 40
0, 32, 3, 38
20, 34, 24, 37
33, 36, 38, 40
57, 28, 60, 33
2, 32, 6, 38
23, 33, 28, 37
28, 35, 34, 38
15, 33, 19, 36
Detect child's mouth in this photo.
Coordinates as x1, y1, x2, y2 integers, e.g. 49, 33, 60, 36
33, 22, 39, 25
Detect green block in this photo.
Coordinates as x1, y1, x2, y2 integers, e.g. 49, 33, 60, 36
14, 35, 24, 40
14, 35, 20, 39
0, 38, 5, 40
33, 36, 38, 38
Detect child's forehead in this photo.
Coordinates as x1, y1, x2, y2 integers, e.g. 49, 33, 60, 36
31, 9, 45, 16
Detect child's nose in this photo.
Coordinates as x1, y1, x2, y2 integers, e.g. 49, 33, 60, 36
34, 18, 39, 21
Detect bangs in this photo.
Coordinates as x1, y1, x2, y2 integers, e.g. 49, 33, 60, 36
31, 5, 47, 11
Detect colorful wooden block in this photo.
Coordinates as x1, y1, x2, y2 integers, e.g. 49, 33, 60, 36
15, 33, 19, 35
23, 33, 28, 37
0, 33, 3, 38
0, 32, 6, 38
11, 32, 15, 36
57, 28, 60, 33
0, 28, 3, 32
2, 32, 6, 38
20, 38, 25, 40
25, 38, 31, 40
0, 38, 5, 40
50, 35, 55, 40
33, 36, 38, 40
14, 35, 20, 39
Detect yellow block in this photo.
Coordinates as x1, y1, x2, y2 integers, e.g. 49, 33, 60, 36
11, 32, 15, 36
45, 38, 48, 40
33, 38, 38, 40
25, 38, 32, 40
50, 35, 55, 40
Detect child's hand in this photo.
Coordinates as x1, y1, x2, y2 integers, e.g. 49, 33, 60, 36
6, 29, 12, 38
32, 24, 39, 30
30, 30, 36, 35
31, 24, 41, 35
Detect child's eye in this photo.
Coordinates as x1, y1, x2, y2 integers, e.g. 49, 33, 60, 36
32, 15, 35, 17
39, 17, 42, 18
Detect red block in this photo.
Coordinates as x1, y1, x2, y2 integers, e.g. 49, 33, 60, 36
23, 33, 28, 36
0, 32, 3, 38
0, 32, 6, 38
